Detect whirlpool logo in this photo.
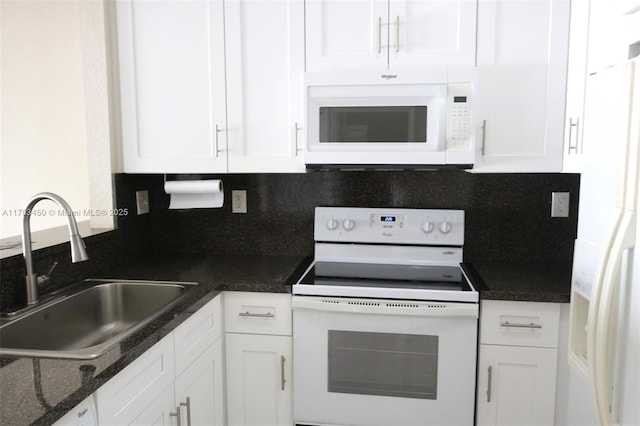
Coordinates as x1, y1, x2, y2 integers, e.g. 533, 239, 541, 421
381, 74, 398, 80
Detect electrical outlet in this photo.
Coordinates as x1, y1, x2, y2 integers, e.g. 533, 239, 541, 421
551, 192, 570, 217
232, 190, 247, 213
135, 190, 150, 215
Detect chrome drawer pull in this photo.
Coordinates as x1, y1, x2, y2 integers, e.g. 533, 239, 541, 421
500, 321, 542, 329
239, 311, 274, 318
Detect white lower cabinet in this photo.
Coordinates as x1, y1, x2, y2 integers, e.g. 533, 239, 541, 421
476, 300, 561, 426
96, 295, 223, 425
225, 334, 292, 426
174, 338, 225, 426
224, 292, 293, 426
96, 334, 176, 425
476, 344, 559, 426
129, 385, 176, 426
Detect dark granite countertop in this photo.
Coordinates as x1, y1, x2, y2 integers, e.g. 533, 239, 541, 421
1, 255, 570, 425
471, 261, 573, 303
0, 254, 308, 426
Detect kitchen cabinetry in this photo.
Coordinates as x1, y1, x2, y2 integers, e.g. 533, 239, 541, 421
115, 0, 304, 173
305, 0, 477, 71
96, 295, 223, 425
473, 0, 570, 172
96, 333, 176, 425
224, 292, 292, 426
476, 300, 561, 426
562, 0, 591, 173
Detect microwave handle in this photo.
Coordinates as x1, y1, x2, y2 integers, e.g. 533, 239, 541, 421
395, 16, 400, 53
377, 17, 382, 54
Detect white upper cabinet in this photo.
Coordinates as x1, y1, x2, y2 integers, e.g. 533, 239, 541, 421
305, 0, 478, 71
562, 0, 591, 173
473, 0, 570, 173
116, 0, 227, 173
115, 0, 304, 173
225, 0, 305, 172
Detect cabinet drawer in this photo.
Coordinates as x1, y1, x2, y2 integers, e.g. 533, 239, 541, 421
224, 291, 291, 336
480, 300, 561, 348
174, 295, 223, 375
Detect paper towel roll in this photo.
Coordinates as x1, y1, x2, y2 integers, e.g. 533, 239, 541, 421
164, 179, 224, 209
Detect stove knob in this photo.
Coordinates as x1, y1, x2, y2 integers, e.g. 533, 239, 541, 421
440, 222, 452, 234
326, 219, 339, 230
343, 219, 356, 231
421, 221, 435, 234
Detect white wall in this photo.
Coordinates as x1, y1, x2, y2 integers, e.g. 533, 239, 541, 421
0, 0, 114, 240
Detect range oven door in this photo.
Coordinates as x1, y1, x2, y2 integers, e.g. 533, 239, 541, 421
292, 296, 479, 426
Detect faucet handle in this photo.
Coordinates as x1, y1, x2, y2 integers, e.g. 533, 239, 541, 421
36, 262, 58, 286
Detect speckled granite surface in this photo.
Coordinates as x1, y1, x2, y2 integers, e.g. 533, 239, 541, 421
0, 254, 307, 426
472, 262, 573, 303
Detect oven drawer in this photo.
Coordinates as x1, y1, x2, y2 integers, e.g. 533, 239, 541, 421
224, 291, 292, 336
479, 300, 561, 348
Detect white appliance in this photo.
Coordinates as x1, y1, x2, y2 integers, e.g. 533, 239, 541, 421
292, 207, 480, 426
304, 72, 475, 168
568, 57, 640, 425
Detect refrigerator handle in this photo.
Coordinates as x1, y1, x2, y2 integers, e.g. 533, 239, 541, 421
587, 209, 622, 426
592, 211, 636, 426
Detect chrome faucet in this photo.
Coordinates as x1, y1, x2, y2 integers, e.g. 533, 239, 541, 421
22, 192, 89, 305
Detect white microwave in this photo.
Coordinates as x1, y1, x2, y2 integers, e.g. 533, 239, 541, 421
305, 79, 474, 169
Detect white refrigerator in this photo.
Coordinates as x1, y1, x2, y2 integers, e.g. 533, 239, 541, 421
568, 57, 640, 425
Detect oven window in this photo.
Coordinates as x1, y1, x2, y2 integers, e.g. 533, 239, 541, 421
328, 330, 438, 399
319, 106, 427, 143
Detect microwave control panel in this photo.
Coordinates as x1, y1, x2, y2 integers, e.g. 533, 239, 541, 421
446, 84, 472, 151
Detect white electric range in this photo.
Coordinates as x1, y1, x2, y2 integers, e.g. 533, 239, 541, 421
292, 207, 480, 426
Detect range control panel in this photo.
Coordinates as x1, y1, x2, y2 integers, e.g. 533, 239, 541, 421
314, 207, 464, 245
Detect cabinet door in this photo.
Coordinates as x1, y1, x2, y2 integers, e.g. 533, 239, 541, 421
305, 0, 389, 71
129, 385, 176, 426
225, 0, 305, 172
116, 0, 227, 173
474, 0, 570, 172
225, 333, 292, 426
388, 0, 477, 69
96, 335, 176, 425
562, 0, 591, 173
476, 344, 558, 426
175, 338, 225, 426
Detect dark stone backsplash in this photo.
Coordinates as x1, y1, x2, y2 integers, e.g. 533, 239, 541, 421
143, 171, 579, 263
0, 170, 579, 311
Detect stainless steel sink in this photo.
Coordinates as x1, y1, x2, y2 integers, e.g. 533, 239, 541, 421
0, 279, 198, 359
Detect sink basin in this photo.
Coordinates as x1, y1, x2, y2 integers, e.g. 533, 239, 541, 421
0, 279, 198, 359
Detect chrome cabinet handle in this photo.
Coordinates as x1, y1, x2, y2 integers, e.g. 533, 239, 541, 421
481, 120, 487, 156
487, 365, 493, 403
378, 17, 382, 54
568, 117, 580, 154
214, 124, 221, 158
281, 356, 286, 391
395, 16, 400, 52
170, 407, 182, 426
294, 122, 302, 156
180, 397, 192, 426
239, 311, 274, 318
500, 321, 542, 329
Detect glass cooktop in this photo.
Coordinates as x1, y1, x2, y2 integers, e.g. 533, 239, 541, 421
297, 261, 475, 293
